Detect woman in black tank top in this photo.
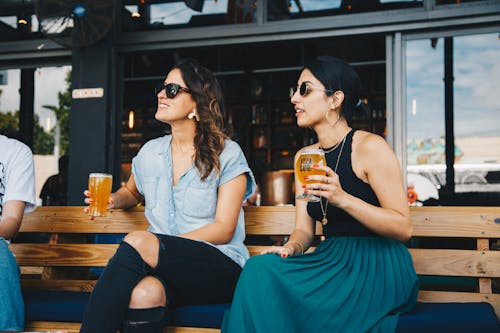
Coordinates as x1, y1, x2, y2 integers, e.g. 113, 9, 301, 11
223, 56, 418, 333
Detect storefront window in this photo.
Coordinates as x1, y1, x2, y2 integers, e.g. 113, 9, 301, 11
268, 0, 422, 21
405, 32, 500, 205
123, 0, 256, 31
436, 0, 487, 5
0, 66, 71, 206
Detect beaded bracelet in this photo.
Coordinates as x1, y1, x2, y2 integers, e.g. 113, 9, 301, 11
285, 240, 304, 255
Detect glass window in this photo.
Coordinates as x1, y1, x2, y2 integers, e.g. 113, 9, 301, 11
34, 66, 71, 206
268, 0, 422, 21
0, 69, 21, 137
123, 0, 256, 31
0, 66, 71, 206
405, 33, 500, 205
437, 0, 487, 5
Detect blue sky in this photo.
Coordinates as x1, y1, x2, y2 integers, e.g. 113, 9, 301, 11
406, 33, 500, 139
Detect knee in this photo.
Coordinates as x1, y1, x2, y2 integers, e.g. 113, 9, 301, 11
130, 276, 166, 309
124, 231, 158, 258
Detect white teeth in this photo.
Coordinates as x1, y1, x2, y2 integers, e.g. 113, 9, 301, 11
296, 109, 304, 113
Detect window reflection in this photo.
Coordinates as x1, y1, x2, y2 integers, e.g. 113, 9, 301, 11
406, 33, 500, 205
268, 0, 422, 21
123, 0, 256, 30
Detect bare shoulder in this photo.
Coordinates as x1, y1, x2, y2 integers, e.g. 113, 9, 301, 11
353, 130, 390, 155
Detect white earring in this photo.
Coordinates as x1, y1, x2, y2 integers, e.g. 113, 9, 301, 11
188, 109, 200, 122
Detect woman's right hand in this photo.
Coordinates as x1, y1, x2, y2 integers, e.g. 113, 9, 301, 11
83, 190, 115, 214
261, 245, 294, 258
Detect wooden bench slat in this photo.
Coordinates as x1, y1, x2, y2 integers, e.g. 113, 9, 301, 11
410, 248, 500, 277
11, 244, 118, 266
411, 206, 500, 238
21, 279, 97, 292
23, 321, 219, 333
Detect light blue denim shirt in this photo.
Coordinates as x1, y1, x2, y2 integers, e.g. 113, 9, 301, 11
132, 135, 256, 267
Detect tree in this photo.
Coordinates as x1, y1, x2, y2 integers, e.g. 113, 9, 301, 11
0, 110, 54, 154
43, 70, 71, 156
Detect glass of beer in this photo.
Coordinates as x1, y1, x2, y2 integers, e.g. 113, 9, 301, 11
295, 148, 326, 202
88, 173, 113, 217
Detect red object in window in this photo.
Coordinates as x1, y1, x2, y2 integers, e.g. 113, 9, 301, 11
407, 185, 418, 204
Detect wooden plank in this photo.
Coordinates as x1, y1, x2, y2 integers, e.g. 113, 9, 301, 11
165, 327, 220, 333
11, 244, 118, 266
243, 206, 295, 235
410, 206, 500, 238
21, 279, 96, 292
418, 290, 500, 319
20, 206, 148, 233
410, 249, 500, 277
24, 321, 221, 333
24, 321, 81, 333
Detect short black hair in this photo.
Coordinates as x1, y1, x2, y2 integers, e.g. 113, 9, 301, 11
304, 56, 362, 122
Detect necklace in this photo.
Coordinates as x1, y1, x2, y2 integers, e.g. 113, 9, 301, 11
319, 133, 348, 226
319, 140, 342, 154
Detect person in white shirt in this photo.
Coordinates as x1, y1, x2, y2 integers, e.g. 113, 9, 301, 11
0, 134, 36, 331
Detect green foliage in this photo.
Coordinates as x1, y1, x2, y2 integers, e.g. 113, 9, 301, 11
0, 110, 19, 137
0, 110, 54, 154
43, 69, 71, 155
33, 113, 55, 154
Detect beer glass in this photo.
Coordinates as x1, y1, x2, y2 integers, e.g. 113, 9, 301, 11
88, 173, 113, 217
295, 148, 326, 202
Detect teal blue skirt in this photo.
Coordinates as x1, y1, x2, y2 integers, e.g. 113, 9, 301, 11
222, 237, 418, 333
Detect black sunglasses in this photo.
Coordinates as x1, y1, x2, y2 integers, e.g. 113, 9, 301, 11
290, 82, 335, 98
156, 82, 190, 98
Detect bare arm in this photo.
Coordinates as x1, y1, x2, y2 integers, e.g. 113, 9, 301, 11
262, 149, 316, 257
306, 133, 411, 242
179, 173, 247, 245
109, 174, 143, 209
0, 200, 26, 239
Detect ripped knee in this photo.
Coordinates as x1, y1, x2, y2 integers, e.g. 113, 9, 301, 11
129, 276, 166, 309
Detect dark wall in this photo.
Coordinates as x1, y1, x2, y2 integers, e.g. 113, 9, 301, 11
68, 36, 117, 205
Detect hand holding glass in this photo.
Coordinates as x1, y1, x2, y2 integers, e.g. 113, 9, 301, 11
295, 148, 326, 202
88, 173, 113, 217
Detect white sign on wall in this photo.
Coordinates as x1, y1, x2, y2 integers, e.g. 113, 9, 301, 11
72, 88, 104, 99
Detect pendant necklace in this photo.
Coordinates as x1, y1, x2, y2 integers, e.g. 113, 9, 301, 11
319, 133, 348, 226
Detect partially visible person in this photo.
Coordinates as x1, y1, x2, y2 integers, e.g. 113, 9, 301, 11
0, 134, 36, 331
40, 155, 69, 206
222, 56, 418, 332
80, 58, 256, 333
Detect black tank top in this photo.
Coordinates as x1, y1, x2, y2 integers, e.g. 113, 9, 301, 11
307, 130, 380, 237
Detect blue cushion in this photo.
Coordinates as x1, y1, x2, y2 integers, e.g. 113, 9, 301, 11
23, 291, 229, 327
24, 292, 499, 332
397, 302, 499, 333
24, 291, 89, 322
173, 303, 230, 328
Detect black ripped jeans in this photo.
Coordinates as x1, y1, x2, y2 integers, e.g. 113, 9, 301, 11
80, 234, 242, 333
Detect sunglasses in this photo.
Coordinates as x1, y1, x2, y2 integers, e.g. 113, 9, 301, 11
290, 82, 335, 98
156, 82, 190, 99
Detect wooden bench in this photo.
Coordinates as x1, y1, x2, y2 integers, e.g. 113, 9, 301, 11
12, 206, 500, 332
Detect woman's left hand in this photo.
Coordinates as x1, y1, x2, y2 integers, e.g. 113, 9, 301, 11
304, 165, 347, 207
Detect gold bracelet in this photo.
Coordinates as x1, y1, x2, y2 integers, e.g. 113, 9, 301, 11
285, 240, 304, 255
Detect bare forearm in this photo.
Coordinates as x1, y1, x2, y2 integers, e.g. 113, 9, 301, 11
111, 186, 141, 209
179, 221, 234, 245
340, 194, 412, 242
0, 216, 21, 239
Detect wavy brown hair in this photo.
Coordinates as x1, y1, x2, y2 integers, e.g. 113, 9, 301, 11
173, 58, 230, 181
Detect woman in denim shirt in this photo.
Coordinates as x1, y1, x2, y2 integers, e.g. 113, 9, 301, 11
81, 58, 256, 333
